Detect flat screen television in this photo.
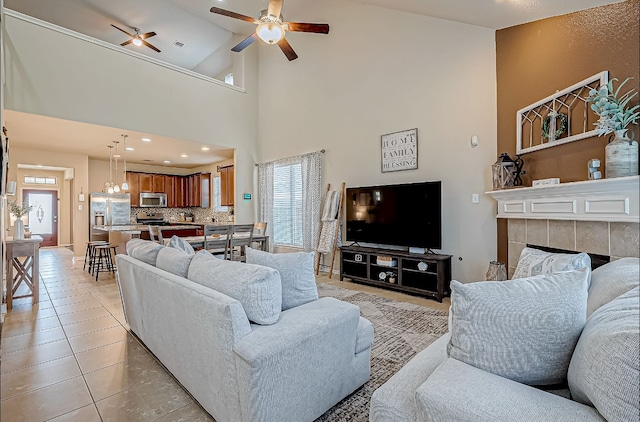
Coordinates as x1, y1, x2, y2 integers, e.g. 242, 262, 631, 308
345, 181, 441, 249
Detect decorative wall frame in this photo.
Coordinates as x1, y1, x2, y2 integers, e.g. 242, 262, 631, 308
516, 72, 608, 155
381, 128, 418, 173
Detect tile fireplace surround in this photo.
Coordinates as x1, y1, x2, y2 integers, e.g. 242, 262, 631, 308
487, 176, 640, 277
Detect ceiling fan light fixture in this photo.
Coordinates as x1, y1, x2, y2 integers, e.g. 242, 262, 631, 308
132, 37, 143, 47
256, 21, 285, 44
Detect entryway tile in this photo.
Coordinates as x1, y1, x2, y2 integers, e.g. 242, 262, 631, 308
1, 355, 81, 400
76, 335, 148, 374
1, 339, 74, 374
68, 325, 128, 353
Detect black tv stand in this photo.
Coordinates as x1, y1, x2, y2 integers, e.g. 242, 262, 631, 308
340, 245, 452, 302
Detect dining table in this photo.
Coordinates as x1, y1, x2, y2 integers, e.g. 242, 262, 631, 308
164, 233, 270, 252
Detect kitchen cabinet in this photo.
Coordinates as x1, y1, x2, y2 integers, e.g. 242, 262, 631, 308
127, 172, 140, 207
139, 173, 153, 192
220, 166, 234, 206
126, 171, 211, 208
153, 175, 165, 193
164, 175, 176, 207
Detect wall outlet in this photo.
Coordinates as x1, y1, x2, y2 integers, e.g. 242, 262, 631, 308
472, 194, 479, 204
78, 204, 83, 211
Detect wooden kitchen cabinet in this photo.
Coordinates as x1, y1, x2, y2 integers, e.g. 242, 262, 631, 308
164, 175, 176, 207
175, 176, 186, 208
139, 173, 153, 192
126, 172, 140, 206
220, 166, 234, 206
152, 175, 165, 193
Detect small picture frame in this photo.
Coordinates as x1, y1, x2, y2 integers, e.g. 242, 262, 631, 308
381, 128, 418, 173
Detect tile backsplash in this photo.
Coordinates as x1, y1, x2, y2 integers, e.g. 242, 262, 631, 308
131, 207, 234, 224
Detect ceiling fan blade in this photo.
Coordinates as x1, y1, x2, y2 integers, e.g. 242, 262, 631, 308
141, 39, 161, 53
139, 31, 156, 40
231, 34, 258, 52
120, 39, 133, 47
268, 0, 284, 18
210, 7, 256, 23
111, 24, 134, 37
277, 37, 298, 61
285, 22, 330, 34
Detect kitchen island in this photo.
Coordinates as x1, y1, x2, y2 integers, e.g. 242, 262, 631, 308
93, 225, 197, 254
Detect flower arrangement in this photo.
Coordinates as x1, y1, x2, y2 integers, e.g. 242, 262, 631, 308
587, 77, 640, 136
9, 200, 33, 218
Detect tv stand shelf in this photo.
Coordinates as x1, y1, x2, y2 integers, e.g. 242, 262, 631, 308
340, 246, 452, 302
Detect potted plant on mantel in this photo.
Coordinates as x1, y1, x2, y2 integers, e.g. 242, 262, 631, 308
9, 200, 32, 240
587, 77, 640, 178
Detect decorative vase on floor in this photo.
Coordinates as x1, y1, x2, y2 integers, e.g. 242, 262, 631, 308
606, 129, 639, 178
13, 219, 24, 240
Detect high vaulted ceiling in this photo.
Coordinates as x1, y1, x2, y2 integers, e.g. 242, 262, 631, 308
2, 0, 625, 167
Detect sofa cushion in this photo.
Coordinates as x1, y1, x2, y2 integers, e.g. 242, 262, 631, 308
125, 238, 164, 266
187, 250, 282, 325
568, 287, 640, 422
167, 235, 195, 255
447, 268, 589, 385
587, 257, 640, 317
415, 358, 606, 422
513, 247, 591, 282
246, 248, 318, 310
156, 246, 194, 278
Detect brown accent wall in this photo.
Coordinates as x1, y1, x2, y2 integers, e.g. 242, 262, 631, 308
495, 0, 640, 263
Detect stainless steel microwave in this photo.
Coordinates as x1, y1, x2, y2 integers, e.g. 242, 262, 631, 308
139, 193, 167, 208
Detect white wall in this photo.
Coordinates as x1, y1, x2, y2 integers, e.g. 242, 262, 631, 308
257, 1, 498, 282
2, 13, 259, 227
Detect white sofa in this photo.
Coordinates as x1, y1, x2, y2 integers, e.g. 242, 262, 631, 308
116, 239, 373, 422
370, 255, 640, 422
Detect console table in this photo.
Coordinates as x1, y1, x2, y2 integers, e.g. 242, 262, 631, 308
340, 246, 452, 302
4, 235, 43, 309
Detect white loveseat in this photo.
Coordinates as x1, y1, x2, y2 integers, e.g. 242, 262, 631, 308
116, 239, 373, 422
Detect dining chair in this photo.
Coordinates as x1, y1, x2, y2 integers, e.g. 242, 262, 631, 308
148, 225, 164, 244
204, 225, 231, 259
229, 224, 254, 261
252, 222, 268, 250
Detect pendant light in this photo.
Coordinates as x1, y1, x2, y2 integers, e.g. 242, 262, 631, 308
112, 140, 121, 193
121, 134, 129, 191
106, 145, 115, 193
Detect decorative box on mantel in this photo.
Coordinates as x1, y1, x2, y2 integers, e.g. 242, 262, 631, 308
486, 175, 639, 223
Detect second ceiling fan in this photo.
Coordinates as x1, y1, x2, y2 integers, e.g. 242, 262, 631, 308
111, 24, 161, 53
210, 0, 329, 61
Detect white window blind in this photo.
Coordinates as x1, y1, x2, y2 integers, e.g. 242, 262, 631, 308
273, 162, 303, 247
213, 176, 228, 212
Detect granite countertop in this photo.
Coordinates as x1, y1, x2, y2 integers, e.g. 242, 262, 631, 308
93, 225, 199, 233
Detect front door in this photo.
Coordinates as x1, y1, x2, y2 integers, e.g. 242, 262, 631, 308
23, 189, 58, 247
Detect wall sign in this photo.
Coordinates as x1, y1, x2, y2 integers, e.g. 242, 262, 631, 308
381, 128, 418, 173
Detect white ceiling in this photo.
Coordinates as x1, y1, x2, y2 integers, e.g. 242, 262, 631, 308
3, 0, 624, 167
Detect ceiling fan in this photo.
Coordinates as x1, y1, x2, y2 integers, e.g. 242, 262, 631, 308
111, 24, 161, 53
210, 0, 329, 61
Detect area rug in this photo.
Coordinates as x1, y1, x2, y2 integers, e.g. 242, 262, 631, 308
315, 283, 449, 421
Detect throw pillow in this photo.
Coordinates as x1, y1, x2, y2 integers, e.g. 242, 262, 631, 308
125, 238, 164, 266
187, 250, 282, 325
587, 257, 639, 317
156, 246, 194, 278
447, 268, 589, 385
246, 247, 318, 310
568, 287, 640, 422
513, 247, 591, 282
167, 235, 195, 255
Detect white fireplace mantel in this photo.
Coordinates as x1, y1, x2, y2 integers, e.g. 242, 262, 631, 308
486, 175, 640, 222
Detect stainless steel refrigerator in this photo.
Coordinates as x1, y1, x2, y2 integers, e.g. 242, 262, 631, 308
89, 193, 131, 241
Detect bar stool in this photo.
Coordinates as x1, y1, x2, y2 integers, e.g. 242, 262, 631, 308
83, 241, 108, 273
93, 244, 118, 281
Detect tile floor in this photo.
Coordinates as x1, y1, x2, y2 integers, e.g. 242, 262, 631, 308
1, 247, 450, 421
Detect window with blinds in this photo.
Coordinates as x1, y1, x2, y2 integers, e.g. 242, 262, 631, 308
273, 162, 303, 247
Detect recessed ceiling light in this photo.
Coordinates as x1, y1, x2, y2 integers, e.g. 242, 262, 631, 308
142, 138, 151, 142
163, 160, 171, 164
201, 147, 210, 151
126, 147, 134, 151
180, 154, 188, 158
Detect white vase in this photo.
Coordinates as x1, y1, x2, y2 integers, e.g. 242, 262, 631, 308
605, 129, 639, 178
14, 218, 24, 240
